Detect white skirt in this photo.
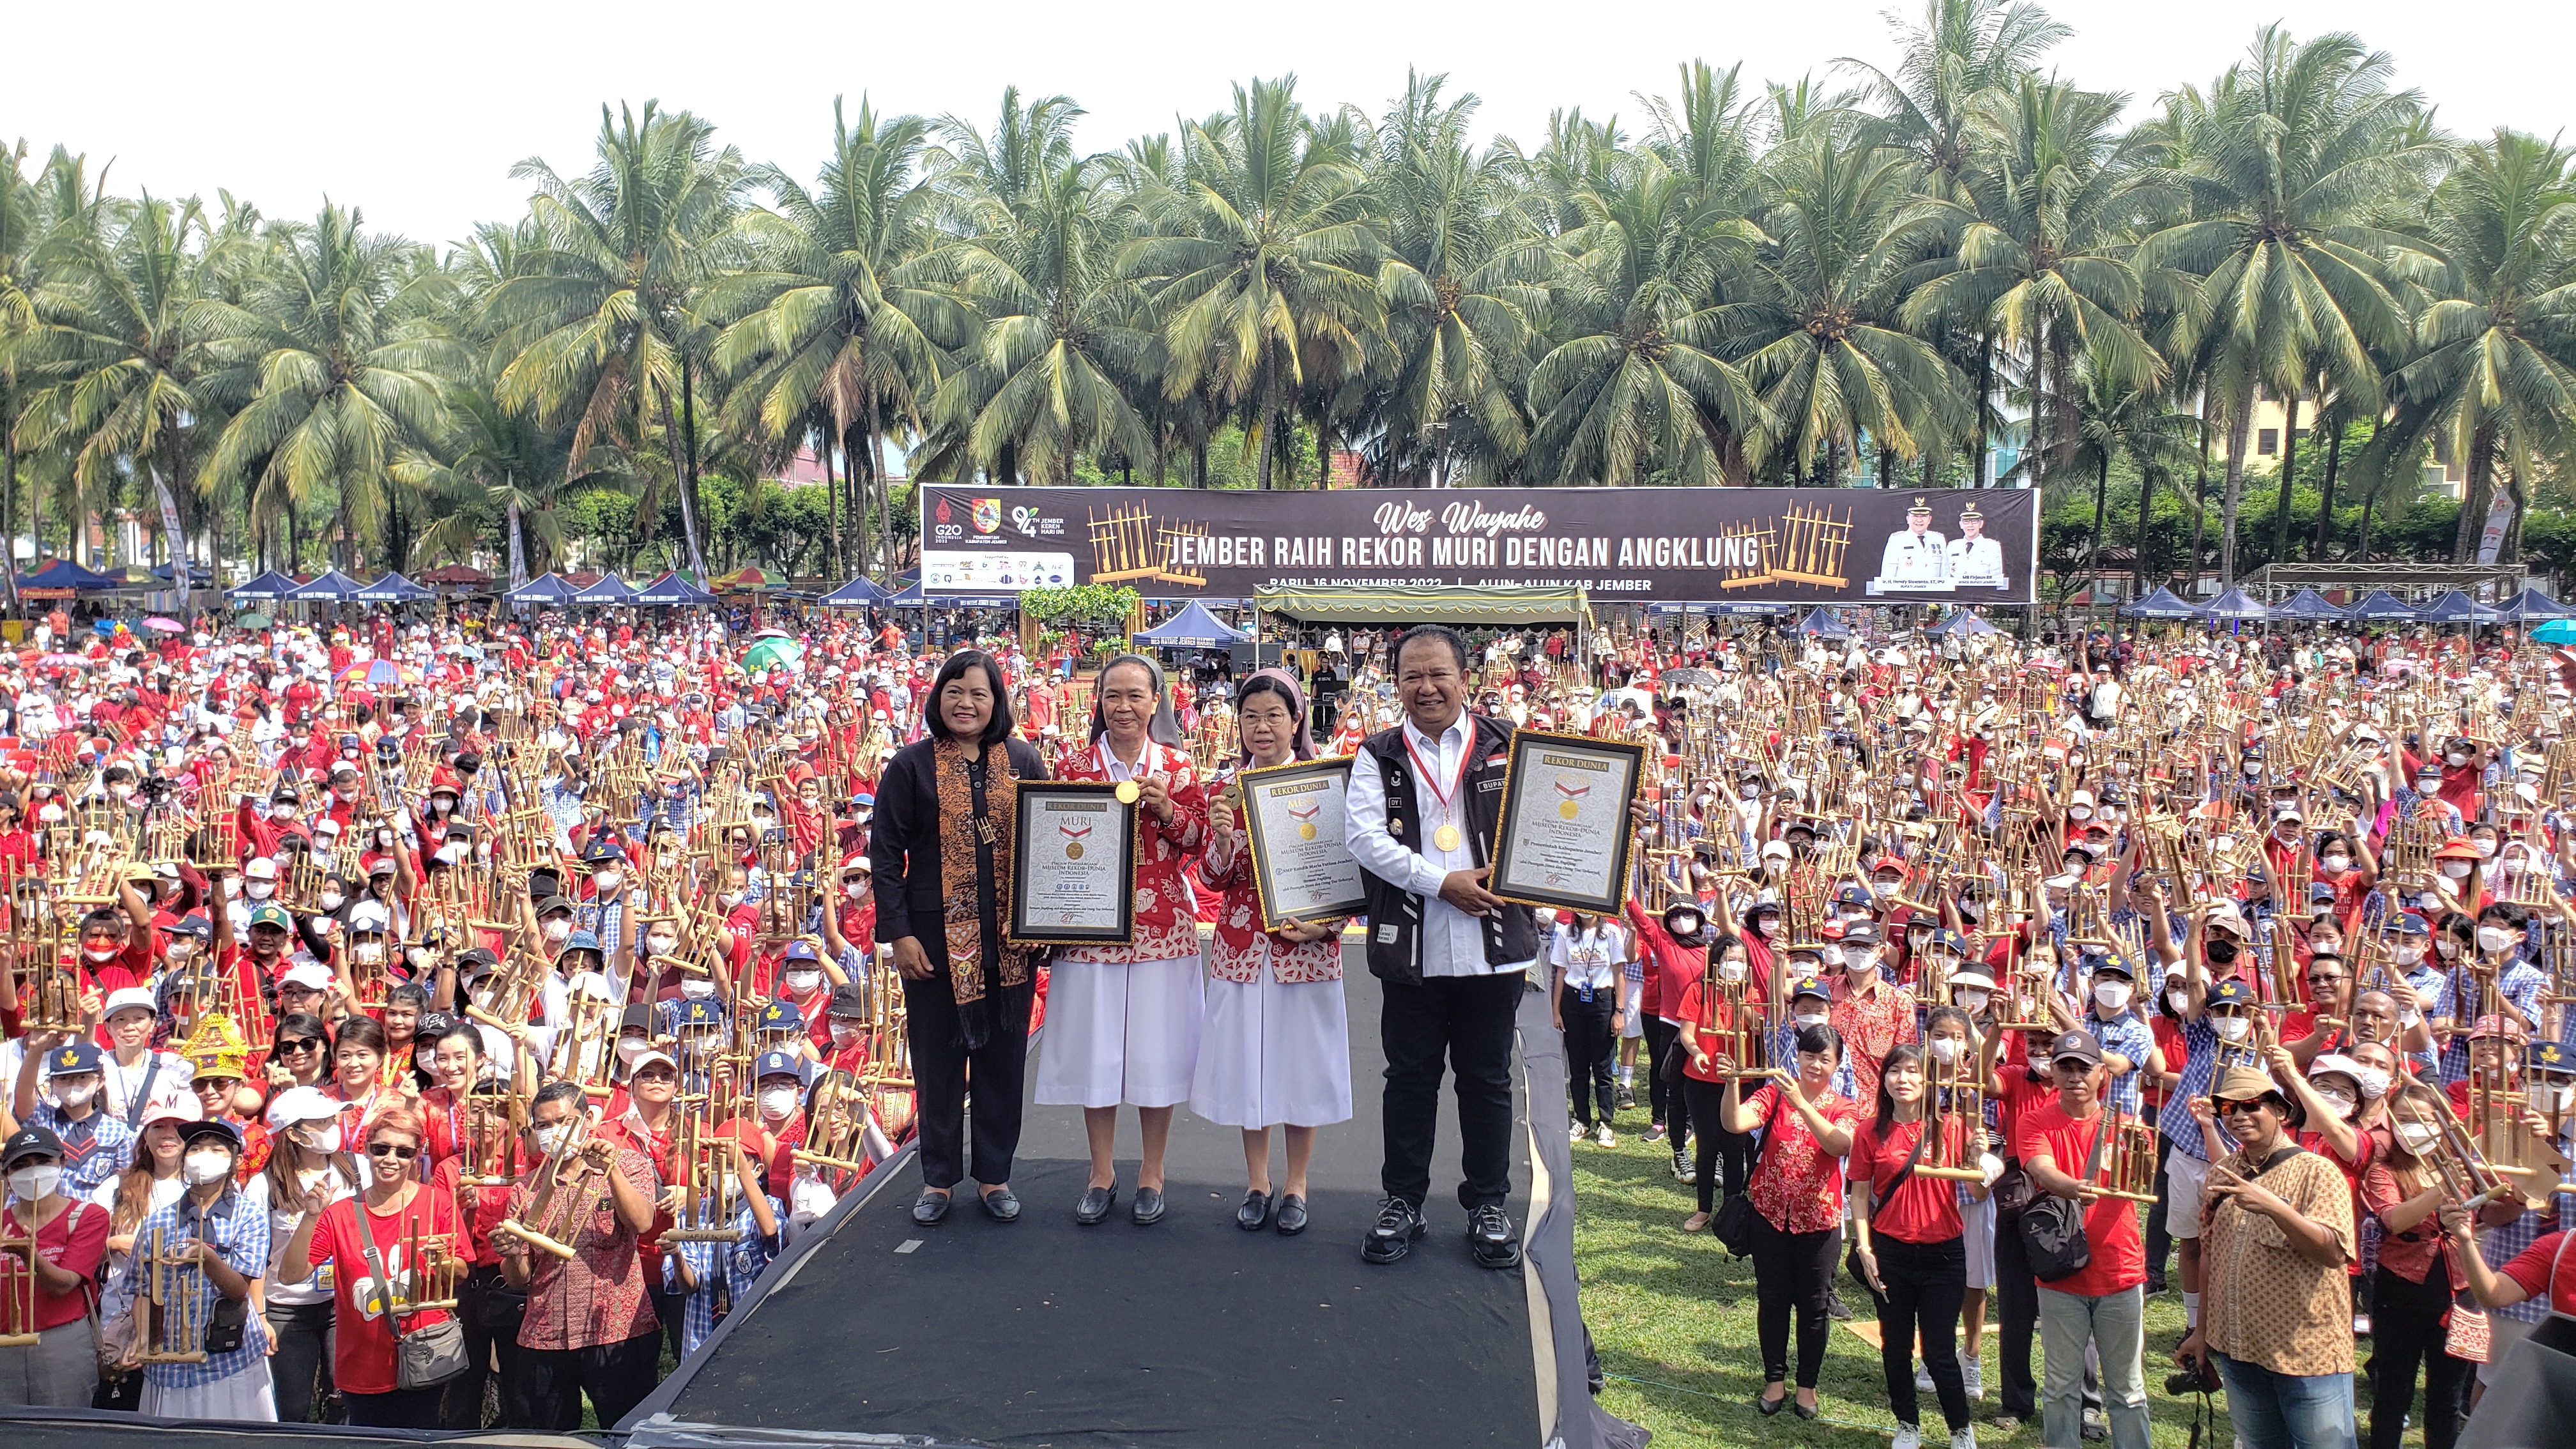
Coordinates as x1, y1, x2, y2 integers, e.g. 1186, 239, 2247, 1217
141, 1357, 277, 1421
1189, 951, 1354, 1130
1035, 953, 1205, 1108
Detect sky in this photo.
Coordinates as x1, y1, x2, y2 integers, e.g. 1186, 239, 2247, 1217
15, 0, 2575, 248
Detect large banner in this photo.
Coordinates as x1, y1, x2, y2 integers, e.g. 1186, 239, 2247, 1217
919, 485, 2037, 606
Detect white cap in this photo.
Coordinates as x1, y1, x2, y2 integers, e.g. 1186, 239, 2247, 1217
243, 856, 279, 881
279, 962, 334, 991
1947, 970, 1998, 993
103, 986, 159, 1020
2309, 1052, 2375, 1096
264, 1084, 341, 1130
346, 901, 391, 934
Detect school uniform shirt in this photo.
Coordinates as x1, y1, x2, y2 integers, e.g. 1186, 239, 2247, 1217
0, 1196, 109, 1333
303, 1185, 473, 1397
137, 1184, 274, 1392
1743, 1083, 1862, 1236
659, 1195, 781, 1357
1549, 924, 1623, 997
1851, 1116, 1972, 1243
1054, 740, 1210, 964
29, 1107, 135, 1203
2012, 1103, 2147, 1298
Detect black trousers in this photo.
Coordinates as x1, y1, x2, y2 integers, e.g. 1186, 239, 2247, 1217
1877, 1234, 1973, 1432
1752, 1213, 1838, 1389
906, 974, 1033, 1190
265, 1298, 336, 1423
443, 1266, 523, 1430
1993, 1188, 2041, 1420
346, 1386, 446, 1428
1560, 985, 1616, 1128
507, 1330, 663, 1432
1381, 970, 1522, 1211
2369, 1264, 2471, 1449
1679, 1077, 1751, 1213
1643, 1017, 1690, 1144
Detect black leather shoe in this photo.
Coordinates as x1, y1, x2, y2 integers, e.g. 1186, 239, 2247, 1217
1757, 1390, 1789, 1417
1274, 1193, 1308, 1236
912, 1189, 951, 1225
1075, 1184, 1117, 1225
1237, 1190, 1272, 1231
979, 1186, 1020, 1223
1792, 1400, 1821, 1422
1361, 1196, 1426, 1264
1467, 1202, 1521, 1269
1131, 1186, 1166, 1225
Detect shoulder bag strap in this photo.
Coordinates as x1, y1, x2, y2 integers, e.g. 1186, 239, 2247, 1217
348, 1193, 414, 1326
1873, 1118, 1936, 1214
122, 1055, 165, 1129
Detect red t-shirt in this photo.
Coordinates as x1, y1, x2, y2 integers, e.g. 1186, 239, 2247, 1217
305, 1185, 473, 1396
2014, 1102, 2147, 1296
1852, 1115, 1970, 1244
0, 1198, 109, 1333
2499, 1230, 2576, 1315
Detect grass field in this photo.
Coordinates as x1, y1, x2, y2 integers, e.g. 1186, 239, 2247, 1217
1568, 1124, 2245, 1449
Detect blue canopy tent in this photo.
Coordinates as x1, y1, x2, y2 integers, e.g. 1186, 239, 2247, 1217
2344, 590, 2420, 622
15, 559, 119, 592
1922, 612, 2004, 637
354, 572, 434, 604
226, 569, 300, 602
818, 578, 896, 608
2273, 588, 2347, 621
151, 562, 215, 586
2117, 586, 2202, 620
1648, 601, 1787, 618
2416, 589, 2499, 625
2194, 586, 2271, 621
503, 572, 578, 605
631, 571, 718, 606
1133, 601, 1248, 647
2488, 586, 2574, 620
284, 569, 366, 602
1794, 607, 1852, 638
571, 572, 639, 606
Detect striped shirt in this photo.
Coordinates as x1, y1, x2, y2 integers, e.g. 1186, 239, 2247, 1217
659, 1196, 781, 1356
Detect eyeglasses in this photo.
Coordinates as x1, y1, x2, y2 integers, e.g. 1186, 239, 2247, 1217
2216, 1099, 2274, 1117
367, 1142, 420, 1160
276, 1039, 321, 1054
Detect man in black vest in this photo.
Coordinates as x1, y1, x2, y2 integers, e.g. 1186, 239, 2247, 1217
1346, 624, 1537, 1268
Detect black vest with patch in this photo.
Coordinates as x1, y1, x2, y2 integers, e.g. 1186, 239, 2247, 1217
1357, 712, 1538, 985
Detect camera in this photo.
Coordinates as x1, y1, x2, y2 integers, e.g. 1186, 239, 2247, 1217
2165, 1353, 2221, 1396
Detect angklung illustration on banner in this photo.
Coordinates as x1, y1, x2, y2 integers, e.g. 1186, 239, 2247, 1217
919, 486, 2038, 605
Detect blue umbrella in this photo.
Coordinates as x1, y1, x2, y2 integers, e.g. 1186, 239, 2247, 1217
2531, 618, 2576, 644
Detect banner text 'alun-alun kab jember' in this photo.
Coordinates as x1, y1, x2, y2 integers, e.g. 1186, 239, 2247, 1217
918, 486, 2038, 606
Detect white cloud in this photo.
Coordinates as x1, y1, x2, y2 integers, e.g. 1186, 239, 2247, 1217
16, 0, 2571, 246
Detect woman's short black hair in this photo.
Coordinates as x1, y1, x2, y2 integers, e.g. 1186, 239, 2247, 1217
926, 649, 1015, 746
1795, 1023, 1844, 1061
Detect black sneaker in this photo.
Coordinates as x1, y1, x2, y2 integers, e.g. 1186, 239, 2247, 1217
1467, 1202, 1522, 1269
1616, 1085, 1637, 1110
1826, 1287, 1853, 1321
1672, 1151, 1697, 1184
1361, 1196, 1427, 1264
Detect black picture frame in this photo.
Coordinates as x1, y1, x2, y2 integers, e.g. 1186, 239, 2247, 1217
1007, 781, 1138, 946
1485, 728, 1646, 916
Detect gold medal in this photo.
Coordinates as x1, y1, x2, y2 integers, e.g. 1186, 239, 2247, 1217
1558, 799, 1581, 820
1434, 824, 1462, 852
1298, 821, 1317, 841
1064, 841, 1084, 860
1114, 781, 1140, 805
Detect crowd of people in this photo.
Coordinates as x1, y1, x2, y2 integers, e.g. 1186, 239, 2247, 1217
0, 597, 2570, 1449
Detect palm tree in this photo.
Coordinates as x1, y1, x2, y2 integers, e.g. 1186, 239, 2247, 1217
709, 96, 963, 573
197, 203, 456, 571
2370, 131, 2576, 562
484, 102, 744, 577
2133, 26, 2437, 582
1526, 153, 1768, 486
1364, 72, 1544, 485
1724, 116, 1963, 483
1122, 77, 1379, 489
1842, 0, 2069, 203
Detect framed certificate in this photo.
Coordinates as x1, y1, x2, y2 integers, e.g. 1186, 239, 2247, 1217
1487, 730, 1646, 916
1008, 781, 1137, 945
1236, 757, 1367, 931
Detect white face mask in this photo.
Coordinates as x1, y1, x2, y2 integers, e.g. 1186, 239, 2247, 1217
717, 891, 743, 910
318, 891, 345, 911
2354, 1067, 2391, 1101
785, 969, 823, 993
352, 941, 385, 965
53, 1081, 97, 1108
2214, 1016, 2251, 1042
2442, 861, 2474, 880
757, 1084, 799, 1119
594, 871, 622, 894
2473, 838, 2497, 860
2320, 855, 2350, 875
2448, 751, 2472, 767
532, 1123, 578, 1160
2477, 926, 2517, 954
543, 919, 572, 943
246, 881, 275, 900
1845, 950, 1876, 976
2168, 989, 2191, 1015
1717, 959, 1747, 983
829, 1022, 861, 1046
2067, 805, 2092, 822
2437, 939, 2463, 960
2538, 1082, 2576, 1114
1929, 1037, 1962, 1064
1793, 1011, 1829, 1029
680, 977, 717, 999
2211, 836, 2235, 856
181, 1151, 231, 1187
2396, 1121, 2439, 1154
1956, 989, 1989, 1013
615, 1039, 650, 1066
2094, 981, 2131, 1011
2312, 1086, 2356, 1117
8, 1164, 61, 1200
2395, 946, 2425, 966
647, 934, 678, 957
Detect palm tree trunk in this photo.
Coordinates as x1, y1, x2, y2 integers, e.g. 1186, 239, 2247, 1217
658, 384, 710, 578
2501, 466, 2529, 562
822, 425, 840, 577
1255, 368, 1281, 491
0, 387, 17, 612
1974, 335, 1993, 487
2133, 466, 2157, 596
2189, 392, 2210, 590
506, 481, 526, 590
2089, 447, 2110, 601
2218, 378, 2255, 585
2313, 421, 2341, 560
1877, 444, 1894, 489
2453, 423, 2496, 562
680, 360, 709, 571
2269, 389, 2301, 568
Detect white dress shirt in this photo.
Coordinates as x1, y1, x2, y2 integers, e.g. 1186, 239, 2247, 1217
1345, 712, 1531, 979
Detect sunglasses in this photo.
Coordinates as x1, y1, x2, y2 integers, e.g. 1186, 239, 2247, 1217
367, 1142, 420, 1160
2216, 1098, 2275, 1117
276, 1038, 322, 1054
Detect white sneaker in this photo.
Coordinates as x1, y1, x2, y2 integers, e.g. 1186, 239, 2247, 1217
1892, 1425, 1922, 1449
1949, 1428, 1977, 1449
1570, 1121, 1588, 1143
1596, 1122, 1616, 1147
1915, 1358, 1935, 1391
1961, 1355, 1984, 1400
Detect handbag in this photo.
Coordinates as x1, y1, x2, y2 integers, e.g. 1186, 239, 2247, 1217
1712, 1093, 1786, 1258
2444, 1295, 2492, 1365
2020, 1114, 2114, 1282
352, 1192, 469, 1390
